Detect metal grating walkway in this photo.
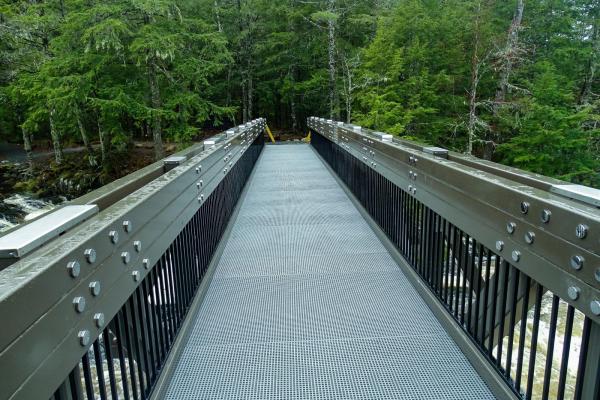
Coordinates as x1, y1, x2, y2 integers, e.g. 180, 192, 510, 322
164, 144, 495, 399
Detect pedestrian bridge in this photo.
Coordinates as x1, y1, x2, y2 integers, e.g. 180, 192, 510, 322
0, 118, 598, 400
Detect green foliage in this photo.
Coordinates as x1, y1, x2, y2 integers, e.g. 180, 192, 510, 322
0, 0, 598, 188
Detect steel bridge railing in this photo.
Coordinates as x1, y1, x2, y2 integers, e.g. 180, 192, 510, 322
0, 119, 266, 400
308, 117, 600, 400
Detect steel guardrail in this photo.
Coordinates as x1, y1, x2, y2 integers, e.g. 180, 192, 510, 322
309, 116, 600, 400
0, 118, 266, 400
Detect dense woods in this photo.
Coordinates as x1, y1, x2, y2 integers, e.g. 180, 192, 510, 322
0, 0, 599, 187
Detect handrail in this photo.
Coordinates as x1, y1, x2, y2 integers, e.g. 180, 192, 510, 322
309, 116, 600, 400
0, 119, 266, 400
308, 117, 600, 320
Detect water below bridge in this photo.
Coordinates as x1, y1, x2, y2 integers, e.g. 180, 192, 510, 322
162, 144, 495, 399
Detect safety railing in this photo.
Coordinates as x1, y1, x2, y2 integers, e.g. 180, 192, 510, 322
309, 117, 600, 400
0, 119, 266, 400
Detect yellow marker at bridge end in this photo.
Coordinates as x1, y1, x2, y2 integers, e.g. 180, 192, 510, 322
265, 125, 276, 143
302, 131, 311, 143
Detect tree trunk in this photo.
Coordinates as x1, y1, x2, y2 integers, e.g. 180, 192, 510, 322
49, 107, 64, 164
214, 0, 223, 32
467, 1, 483, 155
76, 107, 97, 167
247, 70, 253, 120
327, 0, 339, 120
580, 9, 599, 105
494, 0, 524, 114
242, 72, 248, 123
97, 114, 108, 164
148, 59, 164, 160
22, 126, 34, 172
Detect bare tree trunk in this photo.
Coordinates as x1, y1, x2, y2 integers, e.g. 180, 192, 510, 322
76, 107, 97, 167
494, 0, 524, 114
22, 126, 34, 171
49, 107, 64, 164
467, 2, 483, 155
327, 0, 339, 120
214, 0, 223, 32
248, 70, 253, 120
342, 54, 354, 123
580, 9, 599, 105
148, 59, 164, 160
242, 72, 248, 123
97, 113, 109, 165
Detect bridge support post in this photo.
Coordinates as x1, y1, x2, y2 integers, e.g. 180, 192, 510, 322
578, 321, 600, 400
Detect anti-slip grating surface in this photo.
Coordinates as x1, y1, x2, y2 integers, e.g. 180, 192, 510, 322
165, 144, 495, 399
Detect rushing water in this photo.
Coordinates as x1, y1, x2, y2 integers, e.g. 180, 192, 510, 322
0, 194, 64, 233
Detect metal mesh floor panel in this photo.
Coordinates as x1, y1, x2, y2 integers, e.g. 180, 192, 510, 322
164, 144, 495, 399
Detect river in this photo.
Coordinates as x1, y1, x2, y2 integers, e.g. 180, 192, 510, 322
0, 194, 63, 233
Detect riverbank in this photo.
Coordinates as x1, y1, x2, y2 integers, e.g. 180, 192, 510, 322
0, 142, 177, 232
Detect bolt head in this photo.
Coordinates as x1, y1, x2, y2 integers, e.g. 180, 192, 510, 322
506, 222, 516, 235
495, 241, 504, 251
121, 252, 130, 264
78, 330, 90, 347
567, 287, 580, 300
595, 268, 600, 283
109, 230, 119, 244
133, 241, 142, 253
511, 250, 521, 262
520, 201, 530, 214
89, 281, 101, 297
575, 224, 588, 239
132, 270, 140, 282
67, 261, 81, 278
84, 248, 96, 264
541, 209, 552, 223
524, 231, 535, 245
571, 255, 585, 270
73, 296, 86, 313
93, 313, 105, 328
142, 258, 150, 270
591, 300, 600, 316
123, 220, 133, 233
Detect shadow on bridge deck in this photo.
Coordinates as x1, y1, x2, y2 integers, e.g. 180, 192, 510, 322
162, 144, 495, 399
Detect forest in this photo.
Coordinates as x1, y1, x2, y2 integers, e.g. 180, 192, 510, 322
0, 0, 599, 190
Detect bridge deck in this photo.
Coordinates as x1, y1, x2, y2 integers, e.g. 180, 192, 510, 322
164, 144, 495, 399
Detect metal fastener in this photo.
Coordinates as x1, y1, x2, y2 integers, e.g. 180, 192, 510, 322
94, 313, 105, 328
520, 201, 530, 214
84, 249, 96, 264
132, 270, 140, 282
134, 241, 142, 253
73, 296, 86, 313
223, 168, 228, 174
567, 286, 580, 301
121, 252, 130, 264
575, 224, 588, 239
195, 166, 201, 174
506, 222, 516, 235
78, 330, 90, 347
143, 258, 150, 270
541, 209, 552, 224
524, 231, 535, 245
408, 185, 414, 193
570, 255, 584, 270
495, 241, 504, 251
89, 281, 101, 297
511, 250, 521, 262
123, 220, 133, 233
595, 268, 600, 283
109, 230, 119, 244
591, 300, 600, 316
198, 194, 205, 202
67, 261, 80, 278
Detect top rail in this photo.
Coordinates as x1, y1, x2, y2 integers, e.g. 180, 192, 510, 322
308, 117, 600, 322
